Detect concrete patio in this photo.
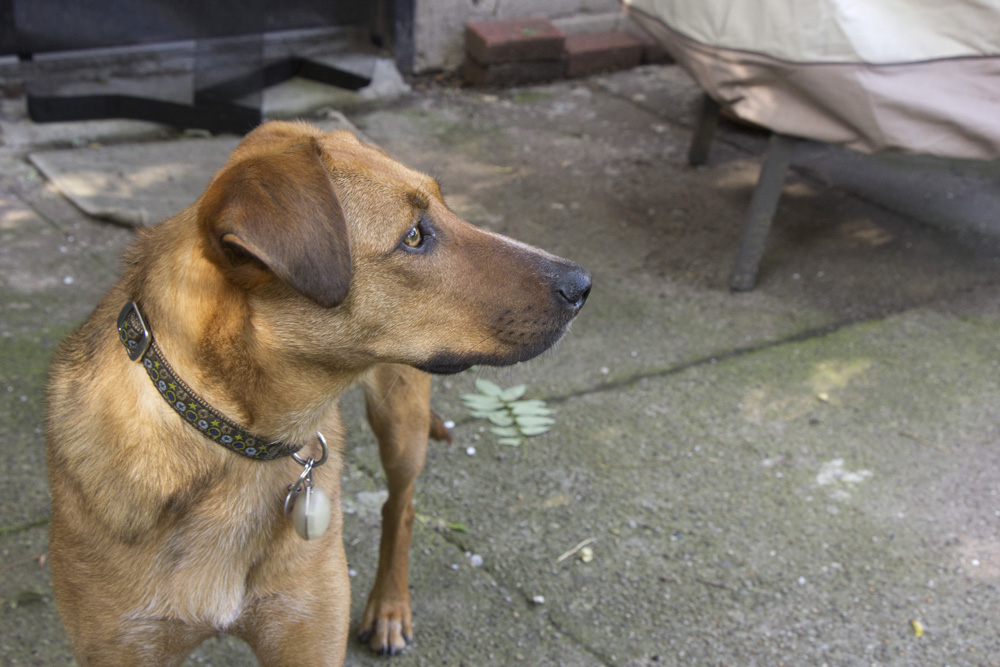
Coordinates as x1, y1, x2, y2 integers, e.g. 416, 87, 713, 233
1, 62, 999, 665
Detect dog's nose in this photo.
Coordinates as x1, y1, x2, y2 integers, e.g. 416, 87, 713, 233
556, 265, 592, 311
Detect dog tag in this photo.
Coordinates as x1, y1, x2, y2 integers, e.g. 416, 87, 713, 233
284, 433, 332, 541
291, 483, 331, 541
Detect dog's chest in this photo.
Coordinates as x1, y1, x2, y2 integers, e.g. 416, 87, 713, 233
136, 489, 280, 629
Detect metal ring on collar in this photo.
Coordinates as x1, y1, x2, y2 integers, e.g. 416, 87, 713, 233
292, 431, 329, 468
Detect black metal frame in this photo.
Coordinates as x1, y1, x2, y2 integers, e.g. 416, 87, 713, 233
688, 94, 798, 291
5, 0, 417, 135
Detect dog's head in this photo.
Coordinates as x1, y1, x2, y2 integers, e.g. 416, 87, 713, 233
197, 121, 590, 374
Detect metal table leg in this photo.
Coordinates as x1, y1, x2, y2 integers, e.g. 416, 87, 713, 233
687, 94, 720, 166
730, 133, 797, 291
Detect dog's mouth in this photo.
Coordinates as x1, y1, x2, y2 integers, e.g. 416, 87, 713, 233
417, 325, 569, 375
417, 358, 478, 375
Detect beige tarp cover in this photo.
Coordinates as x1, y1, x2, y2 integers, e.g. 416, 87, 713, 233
624, 0, 1000, 160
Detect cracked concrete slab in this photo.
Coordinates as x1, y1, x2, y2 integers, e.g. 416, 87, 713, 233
1, 64, 999, 666
25, 113, 359, 227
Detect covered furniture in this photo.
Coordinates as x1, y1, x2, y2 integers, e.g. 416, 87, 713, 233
624, 0, 1000, 288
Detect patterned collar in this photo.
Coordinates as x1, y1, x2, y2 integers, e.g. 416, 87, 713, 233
116, 301, 303, 461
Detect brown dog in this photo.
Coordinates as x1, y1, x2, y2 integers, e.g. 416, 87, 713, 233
45, 120, 590, 665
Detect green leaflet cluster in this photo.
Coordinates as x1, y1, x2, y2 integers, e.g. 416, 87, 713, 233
461, 378, 555, 446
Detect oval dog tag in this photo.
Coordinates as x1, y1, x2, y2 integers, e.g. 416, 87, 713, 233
292, 484, 331, 541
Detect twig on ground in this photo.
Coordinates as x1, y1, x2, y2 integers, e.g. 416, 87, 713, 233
899, 430, 949, 454
556, 537, 596, 563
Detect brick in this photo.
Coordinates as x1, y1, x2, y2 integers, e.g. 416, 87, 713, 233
465, 17, 565, 65
464, 57, 566, 88
629, 29, 675, 64
564, 31, 644, 77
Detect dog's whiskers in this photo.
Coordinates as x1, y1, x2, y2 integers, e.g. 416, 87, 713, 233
369, 370, 402, 415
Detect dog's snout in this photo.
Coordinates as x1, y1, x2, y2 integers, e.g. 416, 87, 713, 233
556, 265, 592, 311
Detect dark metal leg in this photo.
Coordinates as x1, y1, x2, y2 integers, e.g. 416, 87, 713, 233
730, 133, 797, 291
687, 93, 720, 166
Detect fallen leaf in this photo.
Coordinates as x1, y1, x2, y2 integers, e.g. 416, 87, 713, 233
474, 378, 504, 396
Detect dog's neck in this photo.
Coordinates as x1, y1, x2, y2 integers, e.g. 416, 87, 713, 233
119, 301, 312, 460
122, 226, 354, 449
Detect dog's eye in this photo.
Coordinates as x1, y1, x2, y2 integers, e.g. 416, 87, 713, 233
399, 217, 435, 253
402, 225, 424, 249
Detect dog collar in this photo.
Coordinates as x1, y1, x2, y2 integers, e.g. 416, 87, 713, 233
116, 301, 304, 461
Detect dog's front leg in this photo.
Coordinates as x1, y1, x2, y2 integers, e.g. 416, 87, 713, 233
358, 364, 437, 655
236, 540, 351, 666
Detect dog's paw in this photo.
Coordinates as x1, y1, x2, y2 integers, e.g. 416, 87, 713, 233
359, 602, 411, 656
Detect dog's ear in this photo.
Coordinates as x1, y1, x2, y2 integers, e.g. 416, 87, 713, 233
199, 137, 351, 308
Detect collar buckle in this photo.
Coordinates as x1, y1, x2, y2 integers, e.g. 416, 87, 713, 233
117, 301, 151, 362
